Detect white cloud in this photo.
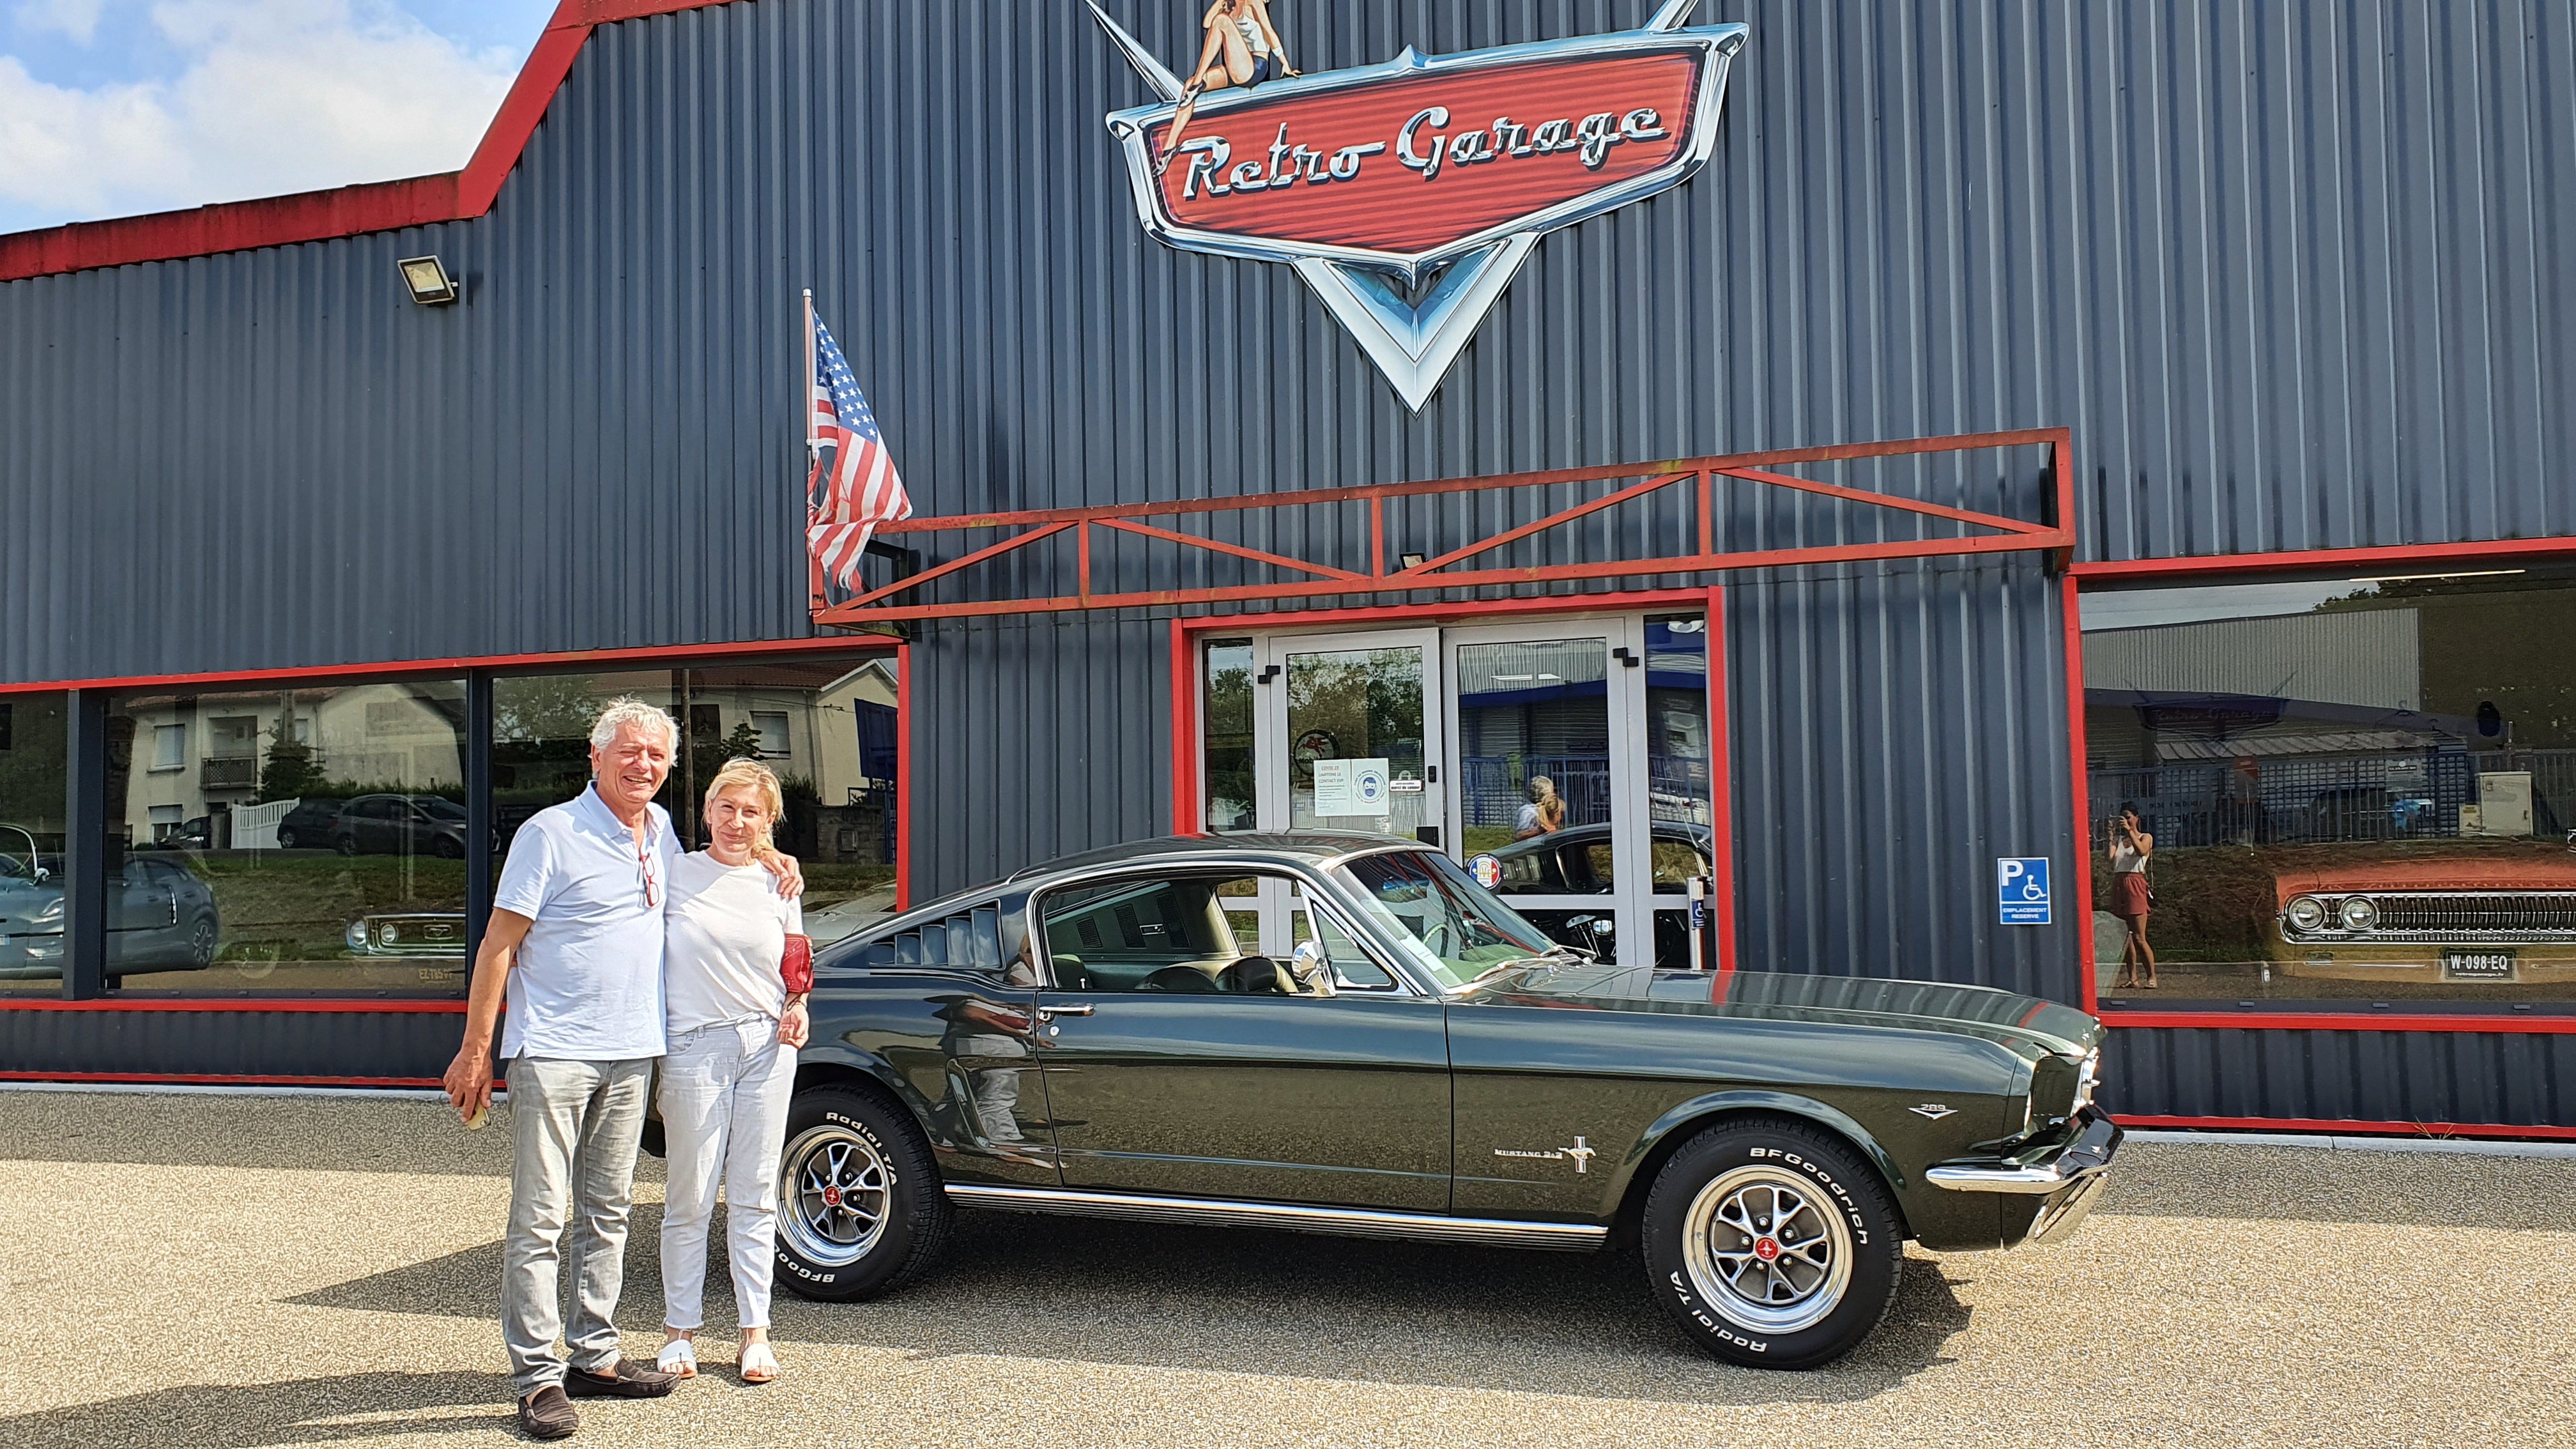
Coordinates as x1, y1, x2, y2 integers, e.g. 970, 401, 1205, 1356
15, 0, 108, 44
0, 0, 522, 227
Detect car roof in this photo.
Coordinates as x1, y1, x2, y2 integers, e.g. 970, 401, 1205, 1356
1000, 831, 1420, 884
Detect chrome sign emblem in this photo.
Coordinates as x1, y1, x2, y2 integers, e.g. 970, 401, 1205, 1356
1908, 1104, 1958, 1121
1091, 1, 1746, 410
1494, 1135, 1597, 1174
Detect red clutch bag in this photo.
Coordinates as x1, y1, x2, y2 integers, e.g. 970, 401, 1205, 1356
782, 934, 814, 995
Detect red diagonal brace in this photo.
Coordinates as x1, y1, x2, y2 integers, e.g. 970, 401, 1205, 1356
843, 521, 1076, 607
1094, 517, 1369, 583
1396, 470, 1689, 577
1714, 465, 2053, 535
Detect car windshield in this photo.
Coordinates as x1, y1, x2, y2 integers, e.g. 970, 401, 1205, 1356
1331, 848, 1561, 990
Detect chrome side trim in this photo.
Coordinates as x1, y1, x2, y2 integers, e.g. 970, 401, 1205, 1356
944, 1184, 1608, 1252
1929, 1107, 2124, 1196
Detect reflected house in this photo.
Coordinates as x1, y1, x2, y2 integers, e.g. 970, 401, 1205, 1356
111, 684, 466, 849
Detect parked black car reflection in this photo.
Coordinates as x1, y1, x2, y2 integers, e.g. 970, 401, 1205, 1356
331, 794, 470, 858
1489, 822, 1715, 969
273, 797, 348, 851
0, 852, 220, 980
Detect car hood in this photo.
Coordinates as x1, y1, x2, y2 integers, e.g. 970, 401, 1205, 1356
2272, 855, 2576, 903
1461, 965, 2104, 1060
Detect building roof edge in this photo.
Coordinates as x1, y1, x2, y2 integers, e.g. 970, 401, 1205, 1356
0, 0, 741, 283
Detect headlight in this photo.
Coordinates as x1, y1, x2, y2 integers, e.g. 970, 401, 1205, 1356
2338, 896, 2379, 933
2286, 896, 2327, 932
345, 921, 369, 952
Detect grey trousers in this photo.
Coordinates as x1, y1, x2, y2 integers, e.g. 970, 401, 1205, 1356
503, 1055, 653, 1395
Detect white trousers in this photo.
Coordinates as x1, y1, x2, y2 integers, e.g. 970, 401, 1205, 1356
658, 1016, 797, 1331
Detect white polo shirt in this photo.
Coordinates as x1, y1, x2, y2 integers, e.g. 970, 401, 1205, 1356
493, 784, 677, 1062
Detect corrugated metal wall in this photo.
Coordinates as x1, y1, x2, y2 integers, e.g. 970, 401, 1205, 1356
1, 0, 2569, 1113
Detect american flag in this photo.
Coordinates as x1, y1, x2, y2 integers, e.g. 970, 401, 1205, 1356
805, 314, 912, 593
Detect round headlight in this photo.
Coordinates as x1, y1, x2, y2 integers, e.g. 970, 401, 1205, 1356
382, 924, 402, 944
2286, 896, 2327, 933
344, 921, 369, 952
2339, 896, 2380, 933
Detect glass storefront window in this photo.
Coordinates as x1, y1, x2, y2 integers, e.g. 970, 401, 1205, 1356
493, 655, 903, 949
1202, 640, 1255, 831
1284, 643, 1429, 839
104, 680, 471, 996
0, 694, 69, 993
2083, 569, 2576, 1008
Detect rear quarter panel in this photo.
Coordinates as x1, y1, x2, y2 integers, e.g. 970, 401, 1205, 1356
801, 965, 1055, 1188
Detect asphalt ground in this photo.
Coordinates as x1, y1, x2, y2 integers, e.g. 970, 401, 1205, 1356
1, 1091, 2570, 1448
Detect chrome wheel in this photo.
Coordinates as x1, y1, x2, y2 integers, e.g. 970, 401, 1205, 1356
1680, 1165, 1855, 1334
780, 1124, 891, 1267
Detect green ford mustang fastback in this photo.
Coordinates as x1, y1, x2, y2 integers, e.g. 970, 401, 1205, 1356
776, 833, 2119, 1368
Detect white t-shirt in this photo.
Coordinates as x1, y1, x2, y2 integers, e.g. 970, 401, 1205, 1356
663, 850, 804, 1034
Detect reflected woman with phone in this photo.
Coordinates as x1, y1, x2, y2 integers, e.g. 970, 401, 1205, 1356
2109, 802, 2156, 990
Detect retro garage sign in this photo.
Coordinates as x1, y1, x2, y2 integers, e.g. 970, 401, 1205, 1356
1091, 1, 1746, 410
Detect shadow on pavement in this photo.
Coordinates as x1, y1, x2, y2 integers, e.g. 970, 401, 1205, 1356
291, 1206, 1971, 1407
0, 1370, 518, 1448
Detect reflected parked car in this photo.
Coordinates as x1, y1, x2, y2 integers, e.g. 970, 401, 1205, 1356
273, 798, 348, 851
1488, 822, 1717, 969
345, 911, 468, 957
0, 852, 219, 980
331, 794, 469, 859
2272, 852, 2576, 988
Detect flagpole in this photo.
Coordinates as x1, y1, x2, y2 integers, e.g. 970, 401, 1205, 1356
804, 288, 827, 617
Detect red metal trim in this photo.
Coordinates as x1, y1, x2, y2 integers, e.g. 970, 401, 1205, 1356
2073, 535, 2576, 581
895, 640, 914, 913
0, 632, 894, 696
848, 523, 1075, 609
0, 0, 740, 282
0, 997, 464, 1012
1172, 590, 1716, 638
1713, 465, 2051, 536
2064, 571, 2100, 1016
2105, 1011, 2576, 1034
2116, 1112, 2576, 1142
1705, 585, 1737, 974
1400, 470, 1689, 576
1098, 518, 1368, 583
1170, 622, 1199, 835
0, 1070, 446, 1087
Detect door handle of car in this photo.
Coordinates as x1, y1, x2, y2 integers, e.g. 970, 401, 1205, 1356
1035, 1004, 1094, 1022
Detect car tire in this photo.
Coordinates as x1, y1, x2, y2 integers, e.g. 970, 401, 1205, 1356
186, 916, 218, 969
334, 836, 359, 858
277, 829, 300, 850
772, 1082, 951, 1303
1639, 1118, 1903, 1370
432, 836, 464, 860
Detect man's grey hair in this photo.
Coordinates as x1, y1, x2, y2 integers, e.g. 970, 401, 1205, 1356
590, 696, 680, 751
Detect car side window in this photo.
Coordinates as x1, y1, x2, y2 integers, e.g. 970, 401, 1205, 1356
1040, 873, 1246, 993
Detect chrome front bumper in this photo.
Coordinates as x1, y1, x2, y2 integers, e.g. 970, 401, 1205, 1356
1926, 1105, 2124, 1195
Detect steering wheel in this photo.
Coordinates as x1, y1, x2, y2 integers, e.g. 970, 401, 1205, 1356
1420, 919, 1457, 958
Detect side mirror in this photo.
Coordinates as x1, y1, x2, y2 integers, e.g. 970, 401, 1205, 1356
1289, 939, 1336, 997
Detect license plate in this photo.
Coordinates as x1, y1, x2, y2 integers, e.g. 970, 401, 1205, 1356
2441, 949, 2517, 982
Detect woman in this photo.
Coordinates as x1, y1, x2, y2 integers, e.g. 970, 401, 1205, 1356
657, 758, 811, 1384
2108, 802, 2157, 990
1158, 0, 1298, 174
1513, 776, 1565, 841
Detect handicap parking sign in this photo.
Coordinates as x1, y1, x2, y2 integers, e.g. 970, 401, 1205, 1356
1997, 857, 2051, 926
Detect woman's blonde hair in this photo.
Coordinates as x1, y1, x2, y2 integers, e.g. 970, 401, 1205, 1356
703, 757, 785, 856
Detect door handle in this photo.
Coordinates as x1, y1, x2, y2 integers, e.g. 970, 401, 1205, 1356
1035, 1004, 1094, 1022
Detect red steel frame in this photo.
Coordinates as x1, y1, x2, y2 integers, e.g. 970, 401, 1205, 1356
2066, 535, 2576, 1038
0, 634, 908, 1030
815, 429, 2077, 625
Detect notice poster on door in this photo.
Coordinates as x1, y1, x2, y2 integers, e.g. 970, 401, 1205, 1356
1314, 758, 1392, 816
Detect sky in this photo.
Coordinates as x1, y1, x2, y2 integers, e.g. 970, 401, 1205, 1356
0, 0, 546, 235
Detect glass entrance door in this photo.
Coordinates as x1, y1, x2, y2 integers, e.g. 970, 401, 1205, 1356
1443, 622, 1648, 965
1255, 631, 1445, 843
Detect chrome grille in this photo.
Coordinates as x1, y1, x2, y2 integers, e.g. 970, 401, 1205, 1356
2281, 891, 2576, 944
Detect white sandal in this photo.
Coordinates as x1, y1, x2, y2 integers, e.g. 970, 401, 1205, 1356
656, 1337, 699, 1378
739, 1341, 779, 1384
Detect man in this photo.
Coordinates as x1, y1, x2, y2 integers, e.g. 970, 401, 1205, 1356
443, 698, 786, 1439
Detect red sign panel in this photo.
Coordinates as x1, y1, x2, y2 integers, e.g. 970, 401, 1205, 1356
1146, 50, 1705, 257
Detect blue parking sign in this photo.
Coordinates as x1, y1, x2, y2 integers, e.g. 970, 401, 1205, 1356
1997, 857, 2051, 926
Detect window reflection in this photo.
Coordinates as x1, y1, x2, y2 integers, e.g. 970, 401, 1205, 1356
492, 656, 903, 947
0, 694, 69, 993
104, 681, 470, 995
2083, 570, 2576, 1006
1202, 640, 1255, 831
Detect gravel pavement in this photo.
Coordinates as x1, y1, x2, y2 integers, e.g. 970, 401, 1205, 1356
1, 1090, 2570, 1448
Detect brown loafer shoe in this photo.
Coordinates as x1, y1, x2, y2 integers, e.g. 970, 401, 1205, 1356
564, 1357, 678, 1399
519, 1384, 580, 1439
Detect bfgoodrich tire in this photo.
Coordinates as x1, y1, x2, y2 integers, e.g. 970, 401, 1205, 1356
1640, 1119, 1904, 1369
772, 1083, 951, 1303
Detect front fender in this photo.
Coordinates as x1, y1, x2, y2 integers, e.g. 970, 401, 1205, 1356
1596, 1088, 1912, 1226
